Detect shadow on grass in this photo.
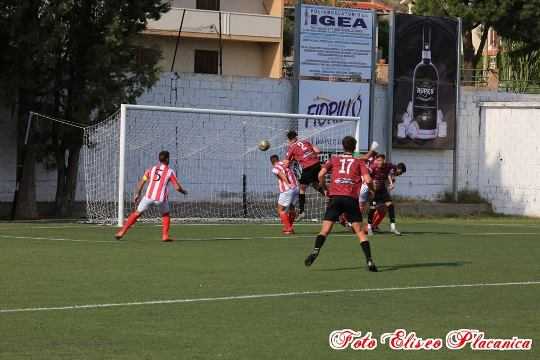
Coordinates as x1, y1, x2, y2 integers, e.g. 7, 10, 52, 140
317, 261, 471, 272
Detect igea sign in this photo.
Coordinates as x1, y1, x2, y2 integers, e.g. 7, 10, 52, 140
308, 14, 368, 29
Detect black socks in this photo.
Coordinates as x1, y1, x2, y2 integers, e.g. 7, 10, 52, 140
388, 204, 396, 223
314, 234, 326, 253
299, 194, 306, 212
368, 206, 376, 225
360, 241, 372, 261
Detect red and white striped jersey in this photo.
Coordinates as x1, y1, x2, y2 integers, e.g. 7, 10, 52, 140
272, 161, 298, 193
143, 164, 178, 202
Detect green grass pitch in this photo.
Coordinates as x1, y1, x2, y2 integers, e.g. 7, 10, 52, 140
0, 217, 539, 359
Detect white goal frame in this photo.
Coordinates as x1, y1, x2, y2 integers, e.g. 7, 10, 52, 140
116, 104, 363, 226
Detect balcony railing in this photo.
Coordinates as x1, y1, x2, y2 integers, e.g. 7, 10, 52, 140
146, 8, 282, 40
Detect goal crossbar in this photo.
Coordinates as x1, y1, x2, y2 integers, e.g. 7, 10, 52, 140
120, 104, 363, 121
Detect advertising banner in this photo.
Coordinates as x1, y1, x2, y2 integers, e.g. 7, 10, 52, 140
299, 5, 374, 79
298, 80, 370, 151
392, 14, 459, 149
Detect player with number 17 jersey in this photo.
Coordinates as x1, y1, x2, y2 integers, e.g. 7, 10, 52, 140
304, 136, 377, 272
324, 154, 369, 198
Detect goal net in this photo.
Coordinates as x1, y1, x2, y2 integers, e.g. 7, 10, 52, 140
83, 105, 364, 225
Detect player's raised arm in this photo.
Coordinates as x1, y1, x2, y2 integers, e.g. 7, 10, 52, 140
357, 141, 379, 161
312, 144, 321, 154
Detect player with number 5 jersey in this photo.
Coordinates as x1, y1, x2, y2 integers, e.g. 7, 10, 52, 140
304, 136, 378, 272
115, 151, 187, 242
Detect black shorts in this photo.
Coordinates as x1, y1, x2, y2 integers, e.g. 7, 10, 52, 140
324, 196, 363, 223
299, 163, 321, 185
372, 188, 392, 205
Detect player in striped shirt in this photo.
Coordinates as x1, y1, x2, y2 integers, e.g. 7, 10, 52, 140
115, 151, 187, 241
271, 154, 299, 235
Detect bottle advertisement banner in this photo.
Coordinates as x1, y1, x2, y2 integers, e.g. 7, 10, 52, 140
298, 80, 370, 151
392, 14, 459, 149
298, 4, 374, 79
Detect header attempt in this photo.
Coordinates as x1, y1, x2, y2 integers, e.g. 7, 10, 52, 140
298, 4, 374, 79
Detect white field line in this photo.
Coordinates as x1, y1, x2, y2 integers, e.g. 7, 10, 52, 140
0, 235, 119, 244
1, 281, 539, 314
1, 232, 539, 245
461, 232, 540, 236
0, 225, 106, 230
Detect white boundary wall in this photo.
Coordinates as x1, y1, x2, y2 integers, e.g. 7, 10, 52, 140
477, 102, 540, 216
2, 72, 540, 217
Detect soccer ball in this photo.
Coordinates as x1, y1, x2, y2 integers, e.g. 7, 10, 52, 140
258, 140, 271, 151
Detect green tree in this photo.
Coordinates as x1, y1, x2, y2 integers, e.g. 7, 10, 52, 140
413, 0, 540, 80
0, 0, 169, 218
498, 40, 540, 93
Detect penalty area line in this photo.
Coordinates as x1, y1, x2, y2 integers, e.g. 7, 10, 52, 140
1, 281, 539, 314
0, 235, 120, 244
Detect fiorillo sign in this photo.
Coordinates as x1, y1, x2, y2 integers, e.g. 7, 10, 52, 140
298, 4, 374, 79
329, 329, 533, 351
298, 80, 370, 151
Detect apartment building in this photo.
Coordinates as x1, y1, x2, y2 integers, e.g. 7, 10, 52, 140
143, 0, 284, 78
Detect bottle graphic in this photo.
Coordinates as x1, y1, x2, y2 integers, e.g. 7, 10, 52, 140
412, 25, 439, 140
304, 8, 309, 26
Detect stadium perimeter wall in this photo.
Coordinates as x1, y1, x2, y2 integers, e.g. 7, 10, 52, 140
1, 72, 540, 217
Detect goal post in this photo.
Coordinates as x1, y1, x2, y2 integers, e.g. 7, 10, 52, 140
85, 105, 366, 226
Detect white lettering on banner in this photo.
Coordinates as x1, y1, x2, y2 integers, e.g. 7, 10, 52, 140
416, 87, 434, 97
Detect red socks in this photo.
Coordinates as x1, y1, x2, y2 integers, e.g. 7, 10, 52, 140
288, 210, 296, 226
279, 211, 292, 232
162, 213, 171, 240
373, 209, 386, 228
117, 212, 172, 241
116, 212, 141, 237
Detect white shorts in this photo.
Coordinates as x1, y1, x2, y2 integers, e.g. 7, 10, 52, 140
359, 183, 370, 204
278, 188, 299, 208
136, 197, 170, 214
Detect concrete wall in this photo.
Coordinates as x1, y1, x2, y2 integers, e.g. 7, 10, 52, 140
389, 89, 540, 203
477, 104, 540, 216
138, 72, 293, 109
3, 72, 540, 217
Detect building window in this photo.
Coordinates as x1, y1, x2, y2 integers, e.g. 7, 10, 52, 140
194, 50, 219, 74
135, 47, 157, 66
196, 0, 220, 11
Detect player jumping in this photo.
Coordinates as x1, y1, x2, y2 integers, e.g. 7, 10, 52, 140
285, 130, 324, 217
367, 154, 404, 236
115, 151, 187, 241
271, 154, 299, 234
304, 136, 377, 272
